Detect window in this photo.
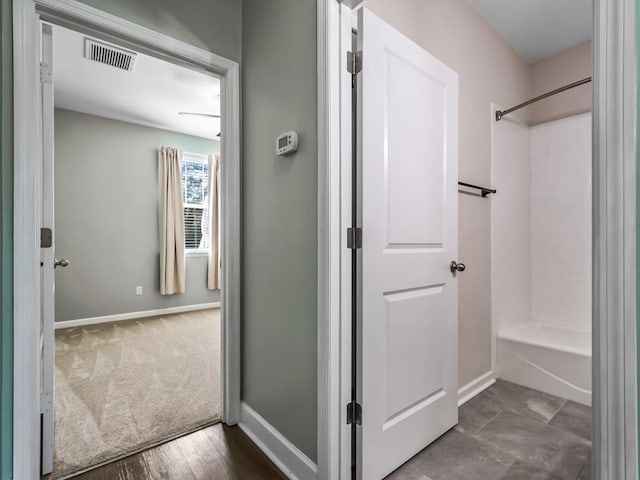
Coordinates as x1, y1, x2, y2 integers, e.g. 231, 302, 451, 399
181, 152, 209, 253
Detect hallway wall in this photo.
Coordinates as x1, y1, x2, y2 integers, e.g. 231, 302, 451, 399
241, 0, 318, 462
76, 0, 242, 62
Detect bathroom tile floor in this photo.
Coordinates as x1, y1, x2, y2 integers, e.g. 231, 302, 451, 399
386, 379, 592, 480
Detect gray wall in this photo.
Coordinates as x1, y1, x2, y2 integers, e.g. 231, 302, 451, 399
55, 109, 220, 321
76, 0, 242, 63
242, 0, 318, 462
0, 0, 13, 476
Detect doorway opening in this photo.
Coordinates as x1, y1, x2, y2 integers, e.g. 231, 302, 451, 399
343, 4, 597, 480
40, 21, 228, 479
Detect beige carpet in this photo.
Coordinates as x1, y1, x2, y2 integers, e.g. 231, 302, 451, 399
53, 309, 221, 478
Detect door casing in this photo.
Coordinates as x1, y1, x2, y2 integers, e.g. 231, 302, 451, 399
12, 1, 241, 478
326, 0, 638, 479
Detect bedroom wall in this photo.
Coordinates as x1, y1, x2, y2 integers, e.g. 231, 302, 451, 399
55, 109, 220, 321
242, 0, 318, 462
361, 0, 532, 386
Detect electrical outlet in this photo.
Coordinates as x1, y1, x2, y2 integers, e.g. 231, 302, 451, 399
136, 286, 143, 296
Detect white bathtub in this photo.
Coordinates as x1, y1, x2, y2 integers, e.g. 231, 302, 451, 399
498, 322, 592, 406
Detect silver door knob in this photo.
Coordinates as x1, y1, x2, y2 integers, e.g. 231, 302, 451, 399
54, 258, 70, 268
450, 260, 465, 273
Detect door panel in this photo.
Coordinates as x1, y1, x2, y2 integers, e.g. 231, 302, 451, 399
357, 9, 459, 480
40, 21, 55, 476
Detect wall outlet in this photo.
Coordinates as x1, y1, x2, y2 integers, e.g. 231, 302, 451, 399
136, 286, 143, 296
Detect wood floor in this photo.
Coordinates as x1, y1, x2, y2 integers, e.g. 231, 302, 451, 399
68, 424, 285, 480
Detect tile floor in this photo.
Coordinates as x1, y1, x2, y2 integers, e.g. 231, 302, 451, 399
386, 379, 592, 480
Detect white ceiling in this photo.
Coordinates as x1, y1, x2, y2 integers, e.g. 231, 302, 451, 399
466, 0, 592, 63
52, 24, 221, 140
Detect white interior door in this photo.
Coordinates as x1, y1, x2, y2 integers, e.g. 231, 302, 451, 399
40, 21, 55, 476
356, 9, 459, 479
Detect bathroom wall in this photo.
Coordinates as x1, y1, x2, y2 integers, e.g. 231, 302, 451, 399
530, 113, 592, 330
530, 42, 592, 126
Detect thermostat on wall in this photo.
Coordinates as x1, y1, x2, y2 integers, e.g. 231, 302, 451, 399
276, 131, 299, 156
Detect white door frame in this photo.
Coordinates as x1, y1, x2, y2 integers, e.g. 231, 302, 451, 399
317, 0, 639, 479
12, 1, 241, 478
593, 0, 638, 478
316, 1, 356, 478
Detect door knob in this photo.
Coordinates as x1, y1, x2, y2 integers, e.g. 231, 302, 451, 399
54, 258, 70, 268
450, 260, 465, 273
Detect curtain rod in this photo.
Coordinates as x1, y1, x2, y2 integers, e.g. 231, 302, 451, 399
495, 77, 592, 121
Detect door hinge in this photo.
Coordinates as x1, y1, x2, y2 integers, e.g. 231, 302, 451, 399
347, 401, 362, 425
40, 62, 52, 84
347, 50, 362, 75
41, 227, 53, 248
347, 227, 362, 249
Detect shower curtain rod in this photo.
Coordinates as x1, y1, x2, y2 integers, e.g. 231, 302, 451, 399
495, 77, 592, 121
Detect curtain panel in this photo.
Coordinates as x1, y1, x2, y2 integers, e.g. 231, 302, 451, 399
158, 146, 186, 295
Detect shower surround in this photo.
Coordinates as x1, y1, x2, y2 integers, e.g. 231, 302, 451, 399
491, 112, 592, 405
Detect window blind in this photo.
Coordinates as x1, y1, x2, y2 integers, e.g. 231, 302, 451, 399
181, 155, 209, 250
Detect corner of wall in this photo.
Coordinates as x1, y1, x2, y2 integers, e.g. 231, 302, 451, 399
239, 402, 318, 480
0, 0, 14, 477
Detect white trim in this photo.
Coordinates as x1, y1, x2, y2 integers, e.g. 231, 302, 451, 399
457, 371, 496, 407
40, 22, 55, 473
593, 0, 638, 478
34, 0, 237, 73
13, 1, 242, 477
53, 302, 221, 330
239, 403, 318, 480
337, 4, 355, 480
12, 0, 42, 477
317, 1, 343, 480
182, 151, 209, 163
185, 250, 209, 257
219, 45, 241, 427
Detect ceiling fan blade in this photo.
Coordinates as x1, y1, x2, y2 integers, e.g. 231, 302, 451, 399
179, 112, 221, 118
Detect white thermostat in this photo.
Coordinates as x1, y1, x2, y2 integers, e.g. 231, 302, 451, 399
276, 131, 299, 156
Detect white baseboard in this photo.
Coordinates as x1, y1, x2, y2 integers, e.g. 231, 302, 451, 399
54, 302, 221, 330
239, 402, 317, 480
458, 370, 496, 406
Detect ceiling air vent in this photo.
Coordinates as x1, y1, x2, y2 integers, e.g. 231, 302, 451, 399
84, 38, 137, 72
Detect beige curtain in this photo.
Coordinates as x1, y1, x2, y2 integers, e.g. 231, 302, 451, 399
158, 146, 186, 295
207, 154, 221, 290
